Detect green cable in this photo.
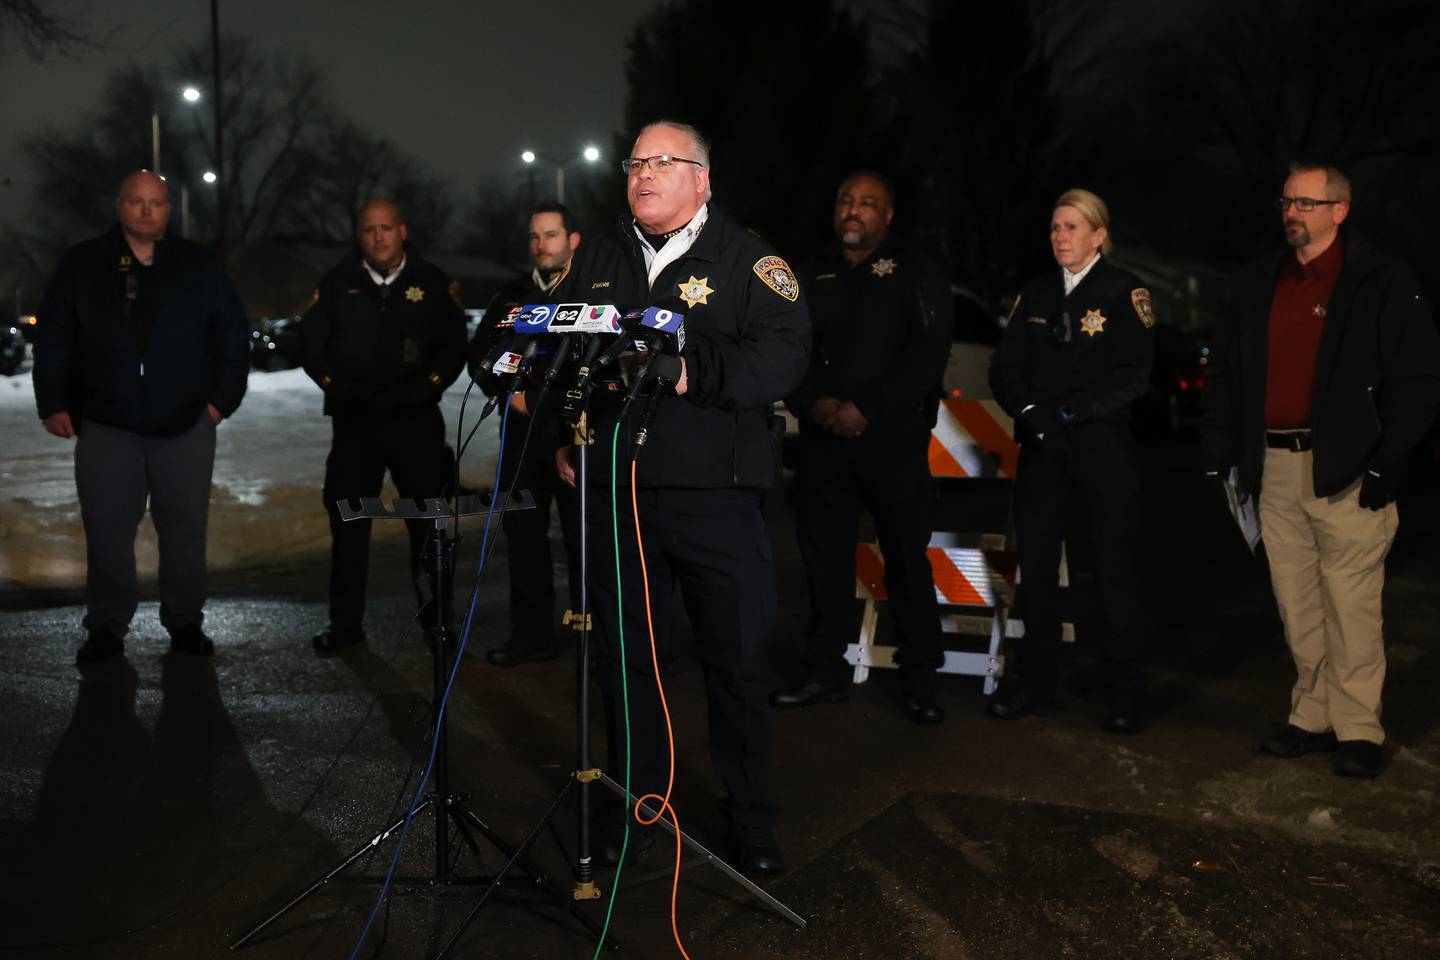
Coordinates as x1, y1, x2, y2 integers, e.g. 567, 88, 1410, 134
593, 422, 630, 956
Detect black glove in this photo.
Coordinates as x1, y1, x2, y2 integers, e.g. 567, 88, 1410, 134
1020, 403, 1064, 443
1358, 469, 1394, 510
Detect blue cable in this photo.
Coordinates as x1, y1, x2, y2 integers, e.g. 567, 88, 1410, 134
346, 388, 515, 960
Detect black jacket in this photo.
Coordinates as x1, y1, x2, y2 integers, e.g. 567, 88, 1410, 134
989, 257, 1154, 429
33, 226, 249, 436
786, 241, 953, 435
1201, 233, 1440, 497
302, 248, 466, 417
554, 207, 810, 489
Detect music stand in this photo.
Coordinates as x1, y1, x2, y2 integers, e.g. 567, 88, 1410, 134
230, 492, 612, 953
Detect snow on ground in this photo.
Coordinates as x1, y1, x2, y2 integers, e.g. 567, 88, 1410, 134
0, 368, 500, 588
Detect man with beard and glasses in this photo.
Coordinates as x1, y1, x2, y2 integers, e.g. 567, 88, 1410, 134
468, 202, 584, 667
772, 171, 953, 725
303, 198, 467, 654
1203, 163, 1440, 779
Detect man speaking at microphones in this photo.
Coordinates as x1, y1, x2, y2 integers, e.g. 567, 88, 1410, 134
552, 121, 809, 875
468, 203, 585, 667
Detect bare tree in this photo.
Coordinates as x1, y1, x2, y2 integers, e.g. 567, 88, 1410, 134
0, 0, 89, 60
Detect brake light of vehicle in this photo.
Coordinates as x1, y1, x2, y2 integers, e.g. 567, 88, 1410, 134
1179, 379, 1189, 391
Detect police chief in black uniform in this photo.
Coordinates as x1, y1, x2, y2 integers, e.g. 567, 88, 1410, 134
552, 121, 809, 875
302, 198, 467, 653
772, 171, 953, 724
468, 202, 584, 667
987, 188, 1154, 733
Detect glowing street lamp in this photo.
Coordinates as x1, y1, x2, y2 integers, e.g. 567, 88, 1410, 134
519, 146, 602, 205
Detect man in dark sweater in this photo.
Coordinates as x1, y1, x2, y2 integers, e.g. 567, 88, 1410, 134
468, 202, 583, 667
33, 169, 250, 664
302, 199, 467, 653
1203, 163, 1440, 778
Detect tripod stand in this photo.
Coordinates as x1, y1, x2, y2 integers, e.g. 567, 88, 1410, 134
230, 492, 611, 953
433, 376, 805, 958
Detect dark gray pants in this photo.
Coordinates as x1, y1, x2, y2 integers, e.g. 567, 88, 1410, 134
75, 413, 217, 638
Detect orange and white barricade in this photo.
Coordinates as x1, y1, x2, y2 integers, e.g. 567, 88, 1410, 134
928, 398, 1019, 479
846, 399, 1073, 692
845, 532, 1074, 694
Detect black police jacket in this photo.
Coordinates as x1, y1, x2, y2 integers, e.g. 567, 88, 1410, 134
553, 207, 810, 489
787, 241, 953, 435
989, 257, 1154, 430
34, 225, 249, 437
469, 273, 544, 376
1201, 233, 1440, 498
302, 248, 466, 417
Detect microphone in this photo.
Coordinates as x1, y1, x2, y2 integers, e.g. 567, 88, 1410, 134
633, 354, 682, 451
536, 333, 574, 394
582, 307, 687, 382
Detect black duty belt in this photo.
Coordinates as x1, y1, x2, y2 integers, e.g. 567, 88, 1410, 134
1266, 431, 1312, 452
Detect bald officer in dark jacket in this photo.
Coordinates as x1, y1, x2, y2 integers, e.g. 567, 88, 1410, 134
302, 199, 466, 653
989, 188, 1154, 734
773, 171, 953, 726
552, 121, 808, 876
34, 169, 249, 664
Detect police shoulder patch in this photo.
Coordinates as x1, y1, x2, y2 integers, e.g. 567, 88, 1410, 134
753, 255, 800, 302
1131, 288, 1155, 328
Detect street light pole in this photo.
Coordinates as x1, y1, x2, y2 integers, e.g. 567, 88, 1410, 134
210, 0, 225, 255
151, 112, 161, 173
520, 145, 601, 207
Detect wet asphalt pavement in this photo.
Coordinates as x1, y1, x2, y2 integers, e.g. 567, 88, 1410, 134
2, 433, 1438, 960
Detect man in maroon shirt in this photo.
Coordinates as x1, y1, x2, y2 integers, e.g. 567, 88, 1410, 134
1203, 164, 1440, 779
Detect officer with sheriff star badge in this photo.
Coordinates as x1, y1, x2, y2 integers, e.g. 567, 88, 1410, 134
301, 198, 467, 654
773, 170, 954, 725
987, 187, 1155, 734
550, 120, 809, 876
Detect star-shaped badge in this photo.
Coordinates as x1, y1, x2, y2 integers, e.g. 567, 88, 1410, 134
404, 286, 425, 303
871, 257, 896, 277
678, 276, 714, 308
1080, 308, 1107, 336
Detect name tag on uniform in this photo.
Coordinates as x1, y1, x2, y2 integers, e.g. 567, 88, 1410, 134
1027, 316, 1048, 324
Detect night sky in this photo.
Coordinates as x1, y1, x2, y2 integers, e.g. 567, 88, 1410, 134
0, 0, 663, 222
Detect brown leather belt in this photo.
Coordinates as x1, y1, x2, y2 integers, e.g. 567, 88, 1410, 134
1266, 431, 1312, 452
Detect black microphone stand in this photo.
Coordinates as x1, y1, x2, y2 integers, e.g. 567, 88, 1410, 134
231, 492, 614, 953
435, 341, 804, 958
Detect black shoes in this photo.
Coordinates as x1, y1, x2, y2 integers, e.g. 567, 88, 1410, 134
169, 625, 215, 656
75, 629, 124, 665
1259, 725, 1382, 777
313, 626, 366, 655
770, 677, 849, 709
485, 645, 561, 668
734, 826, 786, 876
985, 683, 1051, 720
903, 694, 944, 725
1259, 723, 1339, 758
1332, 740, 1384, 779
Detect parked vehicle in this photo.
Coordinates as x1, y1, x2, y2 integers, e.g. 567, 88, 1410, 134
1, 324, 25, 375
250, 316, 304, 371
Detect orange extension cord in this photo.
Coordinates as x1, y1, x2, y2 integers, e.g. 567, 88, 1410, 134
629, 459, 691, 960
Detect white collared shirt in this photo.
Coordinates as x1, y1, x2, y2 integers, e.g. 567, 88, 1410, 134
363, 254, 406, 287
633, 204, 709, 290
1062, 253, 1100, 296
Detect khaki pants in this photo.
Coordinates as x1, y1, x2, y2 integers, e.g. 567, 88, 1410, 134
1258, 447, 1396, 744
